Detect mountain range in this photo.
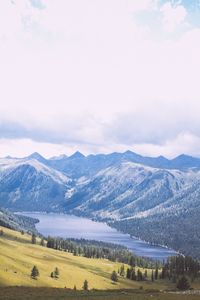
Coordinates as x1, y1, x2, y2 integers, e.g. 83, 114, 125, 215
0, 150, 200, 258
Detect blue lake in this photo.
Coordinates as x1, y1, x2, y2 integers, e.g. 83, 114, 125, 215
21, 212, 177, 260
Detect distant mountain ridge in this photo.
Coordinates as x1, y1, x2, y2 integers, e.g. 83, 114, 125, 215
2, 150, 200, 173
1, 150, 200, 258
52, 151, 200, 173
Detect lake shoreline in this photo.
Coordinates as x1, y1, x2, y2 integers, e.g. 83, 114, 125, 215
16, 211, 177, 260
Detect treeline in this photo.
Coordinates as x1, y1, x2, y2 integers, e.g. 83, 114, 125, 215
125, 256, 200, 282
45, 236, 158, 268
161, 255, 200, 281
111, 207, 200, 260
0, 208, 38, 233
123, 255, 200, 290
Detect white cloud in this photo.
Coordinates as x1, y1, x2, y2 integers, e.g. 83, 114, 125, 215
130, 132, 200, 158
0, 1, 200, 157
1, 132, 200, 159
160, 2, 187, 32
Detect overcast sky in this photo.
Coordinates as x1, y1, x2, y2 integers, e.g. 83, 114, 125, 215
0, 0, 200, 158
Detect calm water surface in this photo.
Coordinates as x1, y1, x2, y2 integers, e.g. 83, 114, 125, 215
21, 212, 177, 260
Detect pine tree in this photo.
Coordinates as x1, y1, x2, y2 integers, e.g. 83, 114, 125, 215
54, 267, 60, 278
151, 270, 154, 282
73, 248, 78, 256
137, 269, 143, 281
31, 233, 36, 244
129, 256, 136, 267
161, 266, 168, 279
130, 268, 136, 281
126, 268, 131, 279
119, 264, 125, 277
111, 271, 118, 282
50, 271, 54, 278
155, 267, 158, 280
177, 276, 190, 290
83, 279, 89, 290
31, 266, 39, 279
47, 236, 55, 248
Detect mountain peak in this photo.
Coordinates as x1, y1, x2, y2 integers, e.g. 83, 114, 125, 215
123, 150, 142, 159
69, 151, 85, 159
124, 150, 139, 156
27, 152, 46, 161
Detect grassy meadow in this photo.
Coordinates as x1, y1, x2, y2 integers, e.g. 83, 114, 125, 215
0, 226, 200, 299
0, 226, 167, 290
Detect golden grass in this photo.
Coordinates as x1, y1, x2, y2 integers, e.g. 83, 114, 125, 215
0, 226, 157, 290
0, 225, 199, 293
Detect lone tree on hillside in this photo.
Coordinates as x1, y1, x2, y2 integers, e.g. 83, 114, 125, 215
50, 267, 60, 279
31, 265, 39, 279
83, 279, 89, 291
31, 233, 36, 244
54, 267, 60, 278
111, 270, 118, 282
177, 276, 190, 290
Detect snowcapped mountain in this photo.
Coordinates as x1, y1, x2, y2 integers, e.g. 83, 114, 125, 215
63, 161, 200, 220
1, 150, 200, 257
1, 151, 200, 216
0, 157, 72, 211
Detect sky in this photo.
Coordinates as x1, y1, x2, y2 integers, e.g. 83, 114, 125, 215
0, 0, 200, 158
